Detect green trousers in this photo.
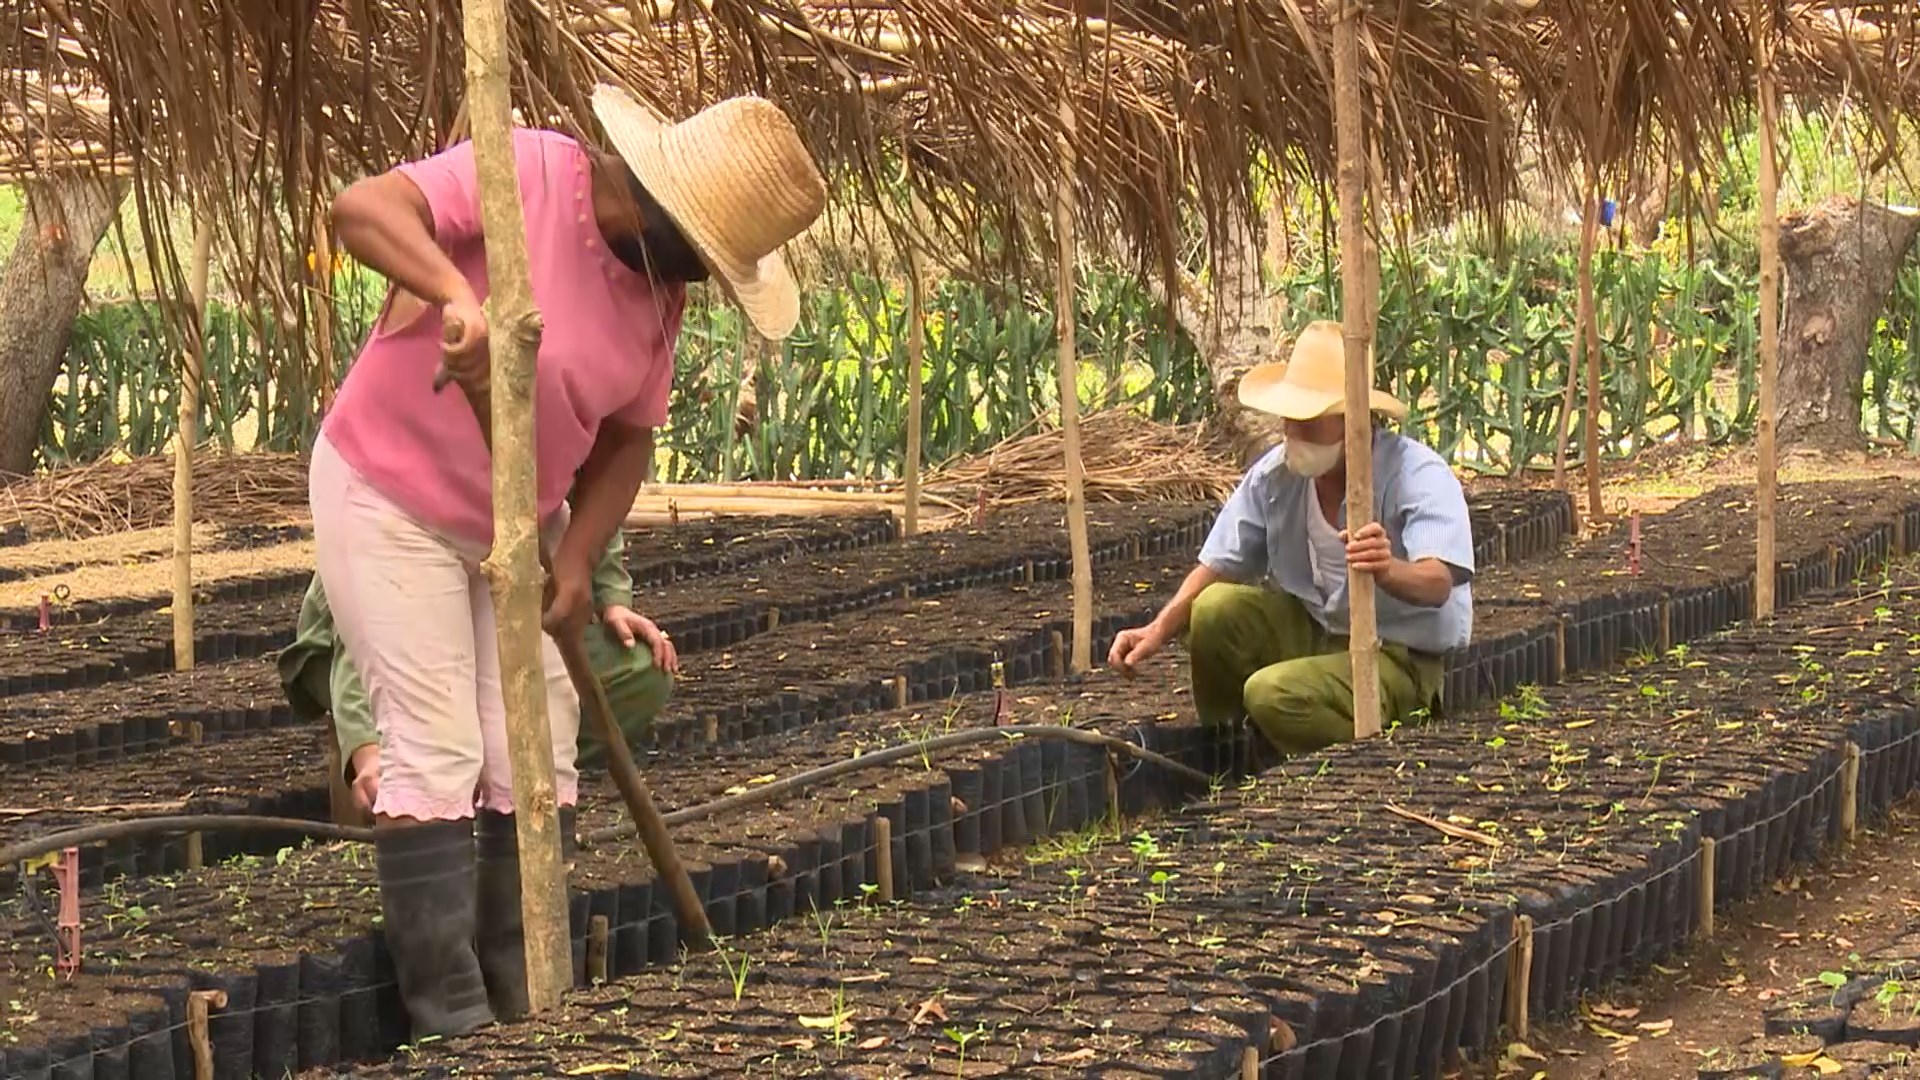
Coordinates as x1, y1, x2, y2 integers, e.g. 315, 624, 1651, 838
280, 577, 670, 778
1187, 583, 1443, 755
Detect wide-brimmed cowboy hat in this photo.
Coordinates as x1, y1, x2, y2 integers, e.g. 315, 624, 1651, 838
591, 84, 828, 340
1237, 320, 1406, 420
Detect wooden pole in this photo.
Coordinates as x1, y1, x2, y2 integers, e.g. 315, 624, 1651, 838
1055, 96, 1093, 674
461, 0, 571, 1011
1330, 0, 1383, 738
1506, 914, 1534, 1040
903, 235, 925, 537
874, 814, 894, 903
1698, 835, 1717, 937
1754, 0, 1781, 618
171, 216, 212, 672
1840, 742, 1860, 840
313, 204, 339, 415
187, 989, 226, 1080
1577, 173, 1604, 521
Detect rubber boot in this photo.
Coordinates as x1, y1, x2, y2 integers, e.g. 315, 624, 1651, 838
374, 819, 494, 1038
475, 806, 577, 1020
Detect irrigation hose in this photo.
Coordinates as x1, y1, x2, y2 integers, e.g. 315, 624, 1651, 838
0, 816, 377, 870
0, 726, 1210, 868
586, 723, 1213, 845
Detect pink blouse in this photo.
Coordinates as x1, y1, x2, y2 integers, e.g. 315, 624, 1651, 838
322, 129, 683, 547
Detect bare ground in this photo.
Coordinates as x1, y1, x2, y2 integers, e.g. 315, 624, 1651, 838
1467, 796, 1920, 1079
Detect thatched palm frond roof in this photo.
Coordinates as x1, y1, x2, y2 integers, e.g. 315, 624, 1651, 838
0, 1, 1913, 329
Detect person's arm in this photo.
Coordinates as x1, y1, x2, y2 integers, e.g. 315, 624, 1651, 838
562, 422, 652, 573
330, 166, 477, 317
590, 527, 635, 614
1347, 451, 1475, 609
1147, 563, 1225, 639
329, 142, 488, 366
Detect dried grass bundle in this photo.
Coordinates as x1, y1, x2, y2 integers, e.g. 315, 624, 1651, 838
926, 408, 1238, 508
0, 452, 308, 541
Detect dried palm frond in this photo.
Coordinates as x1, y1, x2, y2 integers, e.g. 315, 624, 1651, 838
925, 407, 1239, 507
0, 451, 309, 540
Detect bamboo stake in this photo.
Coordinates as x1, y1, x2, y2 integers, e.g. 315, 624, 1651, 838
904, 199, 926, 538
1755, 0, 1781, 618
462, 0, 570, 1011
1577, 174, 1604, 521
171, 216, 211, 672
1242, 1044, 1260, 1079
1055, 96, 1092, 674
1330, 0, 1382, 739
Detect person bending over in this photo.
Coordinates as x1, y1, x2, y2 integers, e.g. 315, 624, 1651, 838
311, 85, 824, 1037
278, 524, 679, 820
1108, 320, 1473, 756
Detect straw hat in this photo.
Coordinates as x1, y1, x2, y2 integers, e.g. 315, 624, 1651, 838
1236, 320, 1406, 420
591, 84, 828, 340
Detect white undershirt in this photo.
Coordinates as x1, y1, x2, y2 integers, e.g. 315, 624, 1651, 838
1305, 484, 1348, 602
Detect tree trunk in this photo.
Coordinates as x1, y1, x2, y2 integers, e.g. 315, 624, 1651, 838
1777, 195, 1920, 449
1155, 205, 1286, 467
0, 173, 126, 475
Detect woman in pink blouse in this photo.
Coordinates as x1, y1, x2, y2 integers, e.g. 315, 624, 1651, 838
313, 85, 825, 1036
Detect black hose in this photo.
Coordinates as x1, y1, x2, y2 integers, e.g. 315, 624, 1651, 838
0, 726, 1209, 867
0, 816, 377, 870
584, 723, 1211, 846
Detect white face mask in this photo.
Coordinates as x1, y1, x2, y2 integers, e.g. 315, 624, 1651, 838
1285, 437, 1343, 478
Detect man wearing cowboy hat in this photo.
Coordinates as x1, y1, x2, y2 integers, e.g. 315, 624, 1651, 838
314, 85, 825, 1037
1110, 320, 1472, 755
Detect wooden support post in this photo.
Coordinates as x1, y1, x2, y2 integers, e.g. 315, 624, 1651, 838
874, 815, 894, 903
463, 0, 571, 1011
1023, 559, 1035, 584
1754, 0, 1781, 618
903, 224, 926, 538
1698, 836, 1717, 937
1554, 617, 1568, 681
766, 606, 781, 631
1106, 753, 1122, 828
1578, 173, 1604, 522
1048, 630, 1066, 678
1841, 742, 1861, 840
1329, 1, 1382, 739
893, 675, 909, 709
187, 989, 226, 1080
704, 715, 719, 745
1055, 97, 1093, 674
172, 216, 212, 672
1506, 914, 1533, 1041
312, 193, 339, 414
185, 830, 203, 870
1657, 599, 1672, 654
586, 914, 610, 983
1242, 1044, 1260, 1079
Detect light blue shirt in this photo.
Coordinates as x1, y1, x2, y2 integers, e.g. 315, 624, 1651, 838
1198, 431, 1474, 653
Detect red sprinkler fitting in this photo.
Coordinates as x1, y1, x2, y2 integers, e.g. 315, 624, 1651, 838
54, 847, 80, 976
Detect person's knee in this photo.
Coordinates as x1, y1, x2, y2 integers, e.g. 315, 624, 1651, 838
378, 722, 485, 819
1242, 663, 1352, 750
1188, 583, 1255, 656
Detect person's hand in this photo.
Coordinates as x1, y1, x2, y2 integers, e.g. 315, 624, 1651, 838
1341, 521, 1393, 575
601, 604, 680, 675
348, 744, 381, 817
542, 552, 596, 640
437, 290, 490, 395
1107, 622, 1171, 676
